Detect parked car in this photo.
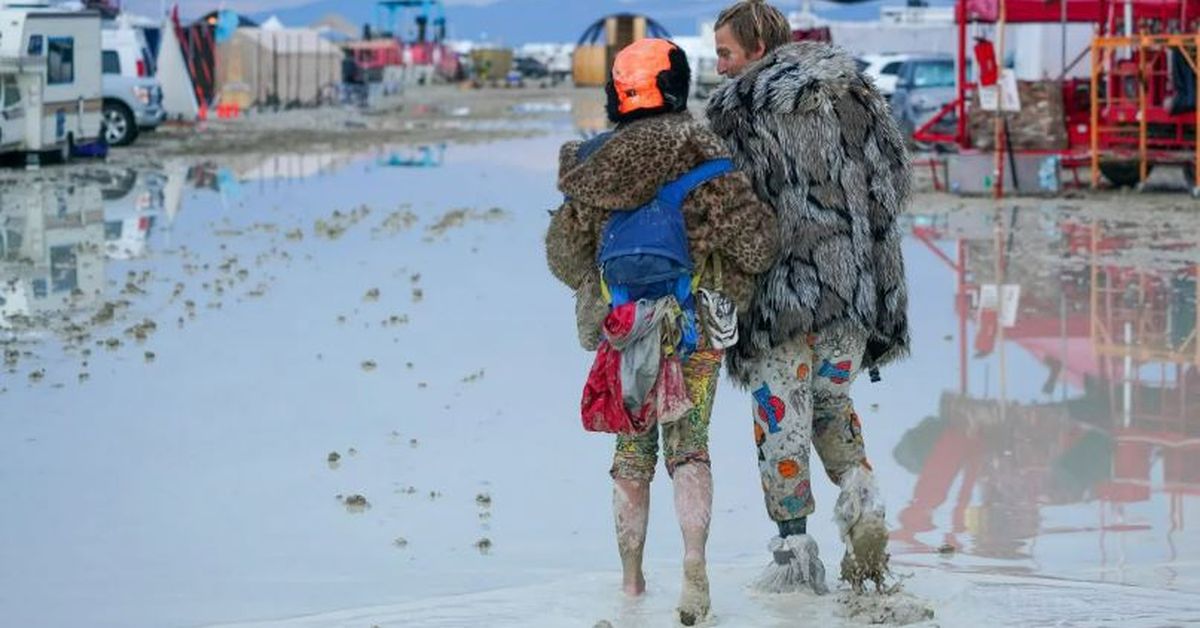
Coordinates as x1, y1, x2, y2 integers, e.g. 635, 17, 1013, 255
513, 56, 549, 79
101, 25, 164, 146
889, 54, 957, 148
857, 53, 913, 97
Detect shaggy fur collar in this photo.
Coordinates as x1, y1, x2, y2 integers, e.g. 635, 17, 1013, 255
557, 112, 729, 210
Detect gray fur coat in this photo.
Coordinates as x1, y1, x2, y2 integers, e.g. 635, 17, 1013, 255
706, 42, 912, 384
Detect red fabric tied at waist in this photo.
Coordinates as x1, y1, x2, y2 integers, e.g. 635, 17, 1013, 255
580, 302, 693, 434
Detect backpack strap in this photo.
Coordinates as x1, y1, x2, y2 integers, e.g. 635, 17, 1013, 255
657, 159, 735, 209
691, 252, 725, 293
575, 131, 613, 164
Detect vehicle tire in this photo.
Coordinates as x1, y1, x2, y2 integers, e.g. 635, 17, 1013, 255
1099, 160, 1151, 188
1182, 164, 1196, 189
58, 134, 73, 164
102, 101, 138, 147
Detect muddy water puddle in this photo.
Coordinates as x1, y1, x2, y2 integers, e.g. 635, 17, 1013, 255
890, 202, 1200, 590
1, 132, 1199, 628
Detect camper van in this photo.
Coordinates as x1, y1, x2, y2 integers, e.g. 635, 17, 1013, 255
0, 180, 105, 329
0, 4, 102, 163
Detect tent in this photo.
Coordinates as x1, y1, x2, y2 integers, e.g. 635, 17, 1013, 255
216, 22, 344, 109
155, 15, 200, 120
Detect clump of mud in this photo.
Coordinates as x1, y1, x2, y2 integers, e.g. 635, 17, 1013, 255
373, 209, 419, 236
381, 315, 409, 327
340, 494, 370, 513
424, 207, 509, 239
314, 205, 372, 240
838, 588, 935, 625
125, 319, 157, 342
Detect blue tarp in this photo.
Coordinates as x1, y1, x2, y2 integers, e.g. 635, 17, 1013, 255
215, 10, 239, 44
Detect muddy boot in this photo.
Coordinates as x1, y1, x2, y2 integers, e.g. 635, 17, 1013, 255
834, 467, 889, 592
678, 557, 710, 626
752, 518, 829, 595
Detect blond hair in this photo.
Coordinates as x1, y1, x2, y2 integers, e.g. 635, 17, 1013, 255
715, 0, 792, 55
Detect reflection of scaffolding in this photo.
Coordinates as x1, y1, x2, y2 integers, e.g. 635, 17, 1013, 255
1088, 220, 1199, 436
1090, 222, 1199, 366
899, 209, 1200, 562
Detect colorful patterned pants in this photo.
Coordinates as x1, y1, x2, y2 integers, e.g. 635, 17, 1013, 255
749, 329, 872, 522
611, 349, 724, 482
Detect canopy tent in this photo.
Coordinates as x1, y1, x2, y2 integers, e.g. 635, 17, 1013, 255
215, 25, 344, 108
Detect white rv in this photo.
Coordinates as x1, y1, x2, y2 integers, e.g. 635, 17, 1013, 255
0, 3, 102, 162
0, 180, 105, 329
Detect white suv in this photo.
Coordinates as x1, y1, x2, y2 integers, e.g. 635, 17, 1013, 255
101, 24, 164, 146
857, 53, 913, 97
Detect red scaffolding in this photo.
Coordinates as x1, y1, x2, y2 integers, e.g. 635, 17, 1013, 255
917, 0, 1200, 192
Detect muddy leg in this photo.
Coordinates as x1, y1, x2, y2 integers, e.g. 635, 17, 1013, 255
672, 462, 711, 626
811, 329, 889, 592
613, 478, 649, 596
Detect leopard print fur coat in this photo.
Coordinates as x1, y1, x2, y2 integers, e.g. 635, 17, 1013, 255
546, 112, 779, 351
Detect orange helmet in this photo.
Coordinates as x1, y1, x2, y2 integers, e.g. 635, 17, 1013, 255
605, 38, 691, 123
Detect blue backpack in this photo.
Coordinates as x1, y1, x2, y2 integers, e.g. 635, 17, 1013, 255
574, 132, 734, 353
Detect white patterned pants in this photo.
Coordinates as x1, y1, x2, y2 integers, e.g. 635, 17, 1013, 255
748, 328, 873, 523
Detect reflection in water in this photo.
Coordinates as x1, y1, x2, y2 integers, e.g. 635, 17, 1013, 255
101, 169, 166, 261
1, 183, 106, 328
0, 148, 372, 337
896, 206, 1199, 581
378, 144, 445, 168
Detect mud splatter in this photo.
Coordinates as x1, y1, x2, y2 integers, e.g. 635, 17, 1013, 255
341, 494, 370, 513
838, 588, 935, 625
373, 209, 419, 236
424, 207, 509, 239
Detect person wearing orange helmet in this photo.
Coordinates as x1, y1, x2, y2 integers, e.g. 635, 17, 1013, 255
706, 0, 913, 595
546, 38, 778, 625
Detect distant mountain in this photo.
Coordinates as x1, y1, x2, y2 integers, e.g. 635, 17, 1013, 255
252, 0, 949, 45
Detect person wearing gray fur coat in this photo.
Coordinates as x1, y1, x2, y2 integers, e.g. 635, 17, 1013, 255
707, 0, 912, 595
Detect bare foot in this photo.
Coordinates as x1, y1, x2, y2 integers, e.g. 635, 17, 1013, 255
622, 571, 646, 596
678, 557, 710, 626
